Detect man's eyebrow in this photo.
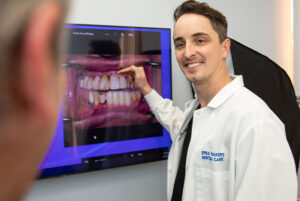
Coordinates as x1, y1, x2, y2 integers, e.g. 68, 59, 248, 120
192, 32, 209, 37
174, 32, 209, 42
173, 36, 183, 42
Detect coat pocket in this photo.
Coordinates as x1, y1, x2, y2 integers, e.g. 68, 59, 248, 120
195, 168, 229, 201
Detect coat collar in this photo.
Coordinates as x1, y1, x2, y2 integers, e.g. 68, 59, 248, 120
207, 75, 244, 109
179, 75, 244, 135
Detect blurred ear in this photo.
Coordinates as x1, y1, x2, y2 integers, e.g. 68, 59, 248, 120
221, 38, 231, 58
20, 0, 63, 125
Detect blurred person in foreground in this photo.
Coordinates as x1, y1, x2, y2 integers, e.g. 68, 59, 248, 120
0, 0, 69, 200
119, 0, 297, 201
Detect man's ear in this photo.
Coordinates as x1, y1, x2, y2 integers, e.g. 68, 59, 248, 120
20, 0, 63, 124
221, 38, 231, 58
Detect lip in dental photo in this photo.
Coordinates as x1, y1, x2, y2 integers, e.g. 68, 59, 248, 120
62, 54, 162, 146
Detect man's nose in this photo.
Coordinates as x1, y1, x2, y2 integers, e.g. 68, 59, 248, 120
183, 43, 196, 58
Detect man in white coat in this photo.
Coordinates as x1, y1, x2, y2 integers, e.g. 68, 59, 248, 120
118, 0, 297, 201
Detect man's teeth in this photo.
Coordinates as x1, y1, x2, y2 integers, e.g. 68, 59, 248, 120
99, 75, 109, 90
92, 76, 100, 90
81, 74, 142, 106
130, 91, 136, 101
99, 93, 106, 104
89, 90, 94, 104
187, 63, 202, 68
80, 74, 132, 90
110, 75, 119, 90
88, 90, 142, 106
119, 76, 127, 89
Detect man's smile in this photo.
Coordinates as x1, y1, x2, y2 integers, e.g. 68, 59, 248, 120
185, 62, 205, 69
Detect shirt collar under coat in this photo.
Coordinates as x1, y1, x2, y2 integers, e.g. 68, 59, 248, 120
180, 75, 244, 135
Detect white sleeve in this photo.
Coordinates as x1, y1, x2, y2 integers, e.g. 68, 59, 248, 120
234, 120, 298, 201
144, 89, 184, 141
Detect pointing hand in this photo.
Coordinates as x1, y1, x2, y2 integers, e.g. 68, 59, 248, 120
118, 65, 153, 95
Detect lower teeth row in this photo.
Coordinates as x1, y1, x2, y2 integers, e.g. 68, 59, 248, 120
88, 90, 142, 106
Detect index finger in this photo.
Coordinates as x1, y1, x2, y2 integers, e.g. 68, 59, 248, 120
117, 66, 135, 74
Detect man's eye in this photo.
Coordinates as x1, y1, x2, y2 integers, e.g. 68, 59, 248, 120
196, 39, 205, 44
175, 43, 184, 49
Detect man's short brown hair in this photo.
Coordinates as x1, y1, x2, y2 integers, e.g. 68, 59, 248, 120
174, 0, 228, 42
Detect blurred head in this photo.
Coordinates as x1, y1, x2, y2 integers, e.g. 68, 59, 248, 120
174, 0, 227, 43
0, 0, 69, 116
0, 0, 69, 200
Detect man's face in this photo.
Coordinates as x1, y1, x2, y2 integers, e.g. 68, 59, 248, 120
173, 13, 228, 85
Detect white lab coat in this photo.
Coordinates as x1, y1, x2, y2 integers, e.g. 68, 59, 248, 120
144, 76, 297, 201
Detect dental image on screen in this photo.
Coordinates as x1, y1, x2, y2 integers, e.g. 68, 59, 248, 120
63, 27, 164, 146
39, 24, 172, 178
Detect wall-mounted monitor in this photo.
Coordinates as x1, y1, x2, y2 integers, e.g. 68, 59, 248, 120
39, 24, 172, 178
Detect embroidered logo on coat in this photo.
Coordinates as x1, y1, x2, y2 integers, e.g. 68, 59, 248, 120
201, 150, 225, 162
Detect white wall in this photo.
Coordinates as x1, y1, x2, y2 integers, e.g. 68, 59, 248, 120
294, 0, 300, 96
204, 0, 294, 83
24, 0, 296, 201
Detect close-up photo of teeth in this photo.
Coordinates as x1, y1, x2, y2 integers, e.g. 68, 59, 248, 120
62, 54, 162, 130
79, 74, 141, 106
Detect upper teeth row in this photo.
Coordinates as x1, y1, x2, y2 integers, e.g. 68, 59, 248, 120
187, 63, 201, 68
80, 74, 133, 91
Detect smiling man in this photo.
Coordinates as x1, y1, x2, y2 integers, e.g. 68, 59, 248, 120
118, 1, 297, 201
173, 12, 232, 108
